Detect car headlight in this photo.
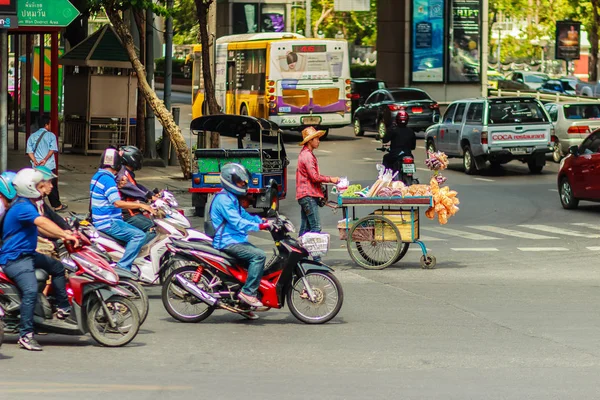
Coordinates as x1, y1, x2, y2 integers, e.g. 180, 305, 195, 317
71, 254, 118, 284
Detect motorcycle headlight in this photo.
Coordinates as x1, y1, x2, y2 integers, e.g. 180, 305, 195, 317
284, 221, 296, 233
71, 254, 118, 284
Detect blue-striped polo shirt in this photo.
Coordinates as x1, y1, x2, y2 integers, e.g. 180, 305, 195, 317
90, 169, 122, 230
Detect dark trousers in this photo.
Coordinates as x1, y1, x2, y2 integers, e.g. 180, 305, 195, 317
2, 253, 70, 337
298, 196, 322, 262
47, 170, 62, 208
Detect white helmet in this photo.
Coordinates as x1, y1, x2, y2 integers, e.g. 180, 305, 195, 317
13, 168, 44, 199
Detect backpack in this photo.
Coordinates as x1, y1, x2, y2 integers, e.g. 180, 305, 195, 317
203, 193, 227, 239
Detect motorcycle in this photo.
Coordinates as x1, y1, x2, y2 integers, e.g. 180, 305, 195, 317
161, 213, 344, 324
0, 290, 4, 348
78, 192, 211, 285
377, 144, 419, 185
0, 236, 141, 347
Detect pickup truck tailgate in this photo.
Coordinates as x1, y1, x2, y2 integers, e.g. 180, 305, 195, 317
488, 125, 550, 147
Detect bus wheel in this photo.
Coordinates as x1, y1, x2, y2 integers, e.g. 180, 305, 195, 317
320, 129, 329, 140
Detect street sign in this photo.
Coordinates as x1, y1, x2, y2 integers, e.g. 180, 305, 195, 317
0, 0, 17, 29
18, 0, 80, 27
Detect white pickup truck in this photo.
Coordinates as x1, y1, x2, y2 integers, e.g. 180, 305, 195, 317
425, 97, 554, 174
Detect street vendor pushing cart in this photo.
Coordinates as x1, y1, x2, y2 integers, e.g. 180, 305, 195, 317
296, 127, 340, 260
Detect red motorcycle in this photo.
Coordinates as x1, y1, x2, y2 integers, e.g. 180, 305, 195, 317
0, 235, 141, 347
0, 289, 4, 348
161, 213, 344, 324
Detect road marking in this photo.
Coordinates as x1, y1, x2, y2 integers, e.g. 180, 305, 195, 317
417, 167, 430, 172
319, 149, 332, 153
586, 246, 600, 251
518, 224, 600, 238
371, 140, 381, 144
518, 247, 569, 252
572, 222, 600, 231
468, 225, 558, 240
451, 248, 499, 252
416, 145, 425, 149
363, 157, 375, 161
419, 234, 445, 241
474, 177, 495, 182
422, 226, 498, 240
548, 189, 559, 192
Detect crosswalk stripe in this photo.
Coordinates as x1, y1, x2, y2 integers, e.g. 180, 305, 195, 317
518, 224, 600, 238
421, 226, 498, 240
517, 247, 569, 252
586, 247, 600, 251
468, 225, 558, 240
572, 223, 600, 231
451, 248, 499, 252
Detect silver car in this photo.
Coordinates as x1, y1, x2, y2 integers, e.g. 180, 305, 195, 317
544, 102, 600, 162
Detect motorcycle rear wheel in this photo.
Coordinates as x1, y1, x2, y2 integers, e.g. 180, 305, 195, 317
162, 266, 216, 323
87, 295, 140, 347
287, 271, 344, 324
118, 279, 149, 325
0, 321, 4, 348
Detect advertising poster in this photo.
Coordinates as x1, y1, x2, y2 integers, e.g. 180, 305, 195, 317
0, 0, 17, 29
448, 0, 481, 82
412, 0, 445, 82
31, 47, 64, 112
555, 21, 581, 60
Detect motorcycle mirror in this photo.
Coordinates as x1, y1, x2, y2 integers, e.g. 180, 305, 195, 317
266, 208, 277, 218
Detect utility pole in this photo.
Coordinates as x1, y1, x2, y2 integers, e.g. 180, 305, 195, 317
162, 0, 173, 165
305, 0, 311, 37
0, 30, 8, 171
145, 8, 157, 158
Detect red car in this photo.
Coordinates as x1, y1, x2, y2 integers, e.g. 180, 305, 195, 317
558, 129, 600, 209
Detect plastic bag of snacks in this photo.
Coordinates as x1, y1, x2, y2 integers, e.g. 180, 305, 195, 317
425, 151, 449, 171
425, 177, 460, 224
341, 184, 363, 197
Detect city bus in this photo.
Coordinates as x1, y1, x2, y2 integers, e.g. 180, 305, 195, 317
191, 32, 352, 138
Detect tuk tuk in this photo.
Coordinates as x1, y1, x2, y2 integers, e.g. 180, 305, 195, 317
189, 115, 289, 216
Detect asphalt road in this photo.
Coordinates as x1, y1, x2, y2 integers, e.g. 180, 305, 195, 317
3, 124, 600, 399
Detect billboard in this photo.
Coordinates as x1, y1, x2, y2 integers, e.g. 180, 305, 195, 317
0, 0, 17, 29
411, 0, 445, 82
448, 0, 481, 82
31, 47, 64, 113
555, 21, 581, 60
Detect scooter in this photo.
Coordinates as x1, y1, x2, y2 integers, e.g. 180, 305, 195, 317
0, 290, 4, 348
161, 213, 344, 324
0, 236, 141, 347
376, 144, 419, 185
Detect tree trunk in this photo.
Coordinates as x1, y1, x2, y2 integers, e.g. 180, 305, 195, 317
105, 6, 191, 178
195, 0, 220, 115
591, 0, 600, 82
313, 7, 333, 38
133, 9, 146, 150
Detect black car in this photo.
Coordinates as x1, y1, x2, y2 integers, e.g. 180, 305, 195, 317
350, 78, 387, 118
353, 88, 439, 137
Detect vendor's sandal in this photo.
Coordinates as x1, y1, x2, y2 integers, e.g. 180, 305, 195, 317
54, 205, 68, 212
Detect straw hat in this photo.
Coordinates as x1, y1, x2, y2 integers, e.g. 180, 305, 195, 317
299, 126, 326, 146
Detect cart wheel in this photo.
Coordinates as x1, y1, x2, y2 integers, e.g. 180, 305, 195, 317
420, 254, 436, 269
393, 243, 410, 264
346, 215, 402, 270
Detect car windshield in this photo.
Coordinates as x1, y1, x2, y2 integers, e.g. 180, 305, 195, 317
488, 99, 549, 124
391, 90, 431, 102
561, 81, 575, 91
524, 74, 549, 83
563, 104, 600, 119
488, 75, 504, 81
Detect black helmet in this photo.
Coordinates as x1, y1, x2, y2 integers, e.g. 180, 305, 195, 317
220, 163, 250, 196
99, 147, 122, 170
120, 145, 143, 171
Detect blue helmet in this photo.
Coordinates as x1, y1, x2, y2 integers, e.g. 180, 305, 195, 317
34, 165, 57, 181
0, 171, 17, 200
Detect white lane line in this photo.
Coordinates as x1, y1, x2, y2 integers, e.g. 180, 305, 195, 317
418, 235, 445, 242
363, 157, 375, 161
518, 224, 600, 238
572, 223, 600, 231
587, 247, 600, 251
518, 247, 569, 252
451, 248, 499, 252
468, 225, 558, 240
371, 140, 381, 144
416, 145, 425, 149
474, 178, 495, 182
422, 227, 499, 240
319, 149, 332, 153
548, 189, 559, 192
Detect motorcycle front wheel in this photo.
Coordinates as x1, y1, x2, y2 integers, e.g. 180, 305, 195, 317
87, 295, 140, 347
162, 266, 216, 323
287, 271, 344, 324
118, 278, 149, 325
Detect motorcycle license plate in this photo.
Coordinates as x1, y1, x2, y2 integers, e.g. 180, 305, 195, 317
412, 107, 423, 114
301, 116, 321, 125
402, 164, 416, 174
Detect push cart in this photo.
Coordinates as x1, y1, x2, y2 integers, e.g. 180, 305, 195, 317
334, 196, 436, 270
